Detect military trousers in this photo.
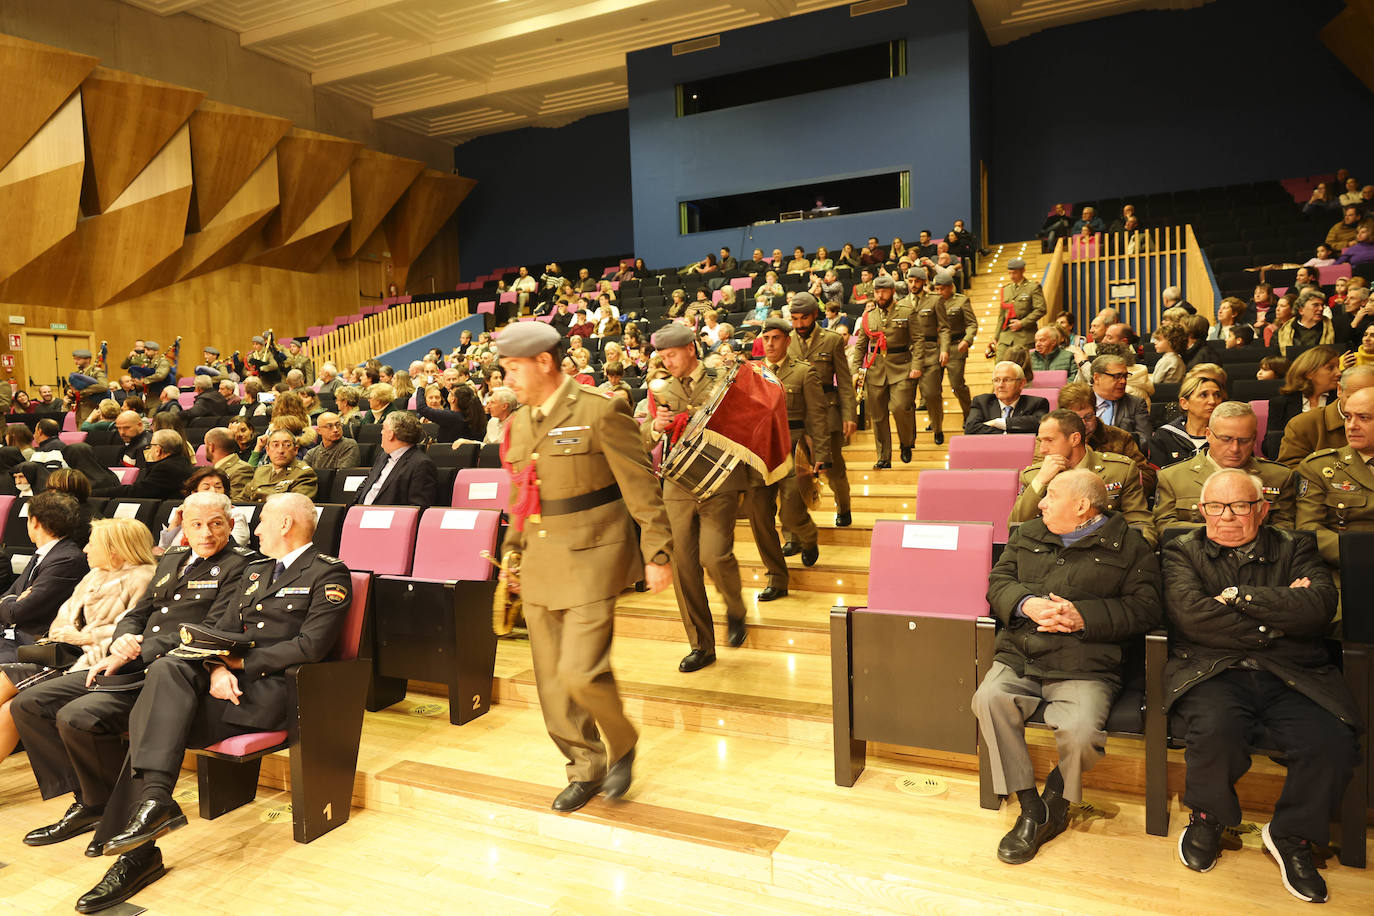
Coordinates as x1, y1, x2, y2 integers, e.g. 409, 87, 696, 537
866, 378, 915, 461
746, 467, 817, 589
664, 485, 747, 653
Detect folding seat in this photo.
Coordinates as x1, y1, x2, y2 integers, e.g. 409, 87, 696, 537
946, 434, 1037, 471
355, 424, 384, 445
1318, 263, 1353, 285
312, 469, 336, 503
1020, 387, 1058, 410
1231, 378, 1279, 402
328, 467, 372, 504
83, 429, 119, 447
477, 442, 502, 468
451, 468, 511, 511
915, 469, 1020, 544
428, 442, 478, 468
92, 442, 124, 464
58, 431, 87, 445
62, 413, 78, 433
1249, 400, 1269, 455
108, 467, 139, 486
103, 497, 162, 532
1030, 369, 1068, 389
1153, 382, 1181, 404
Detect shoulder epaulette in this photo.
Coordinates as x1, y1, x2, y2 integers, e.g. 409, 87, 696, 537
315, 552, 344, 565
1306, 447, 1340, 461
1098, 451, 1134, 464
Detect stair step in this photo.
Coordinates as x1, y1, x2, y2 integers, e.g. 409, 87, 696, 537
615, 585, 841, 654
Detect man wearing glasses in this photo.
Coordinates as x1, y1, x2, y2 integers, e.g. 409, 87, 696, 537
1296, 386, 1374, 566
302, 412, 361, 471
1164, 468, 1357, 904
964, 362, 1050, 435
1155, 402, 1295, 531
1089, 354, 1152, 451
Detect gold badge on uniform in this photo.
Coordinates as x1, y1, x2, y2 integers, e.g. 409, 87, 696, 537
155, 574, 170, 588
1323, 467, 1335, 478
324, 584, 348, 604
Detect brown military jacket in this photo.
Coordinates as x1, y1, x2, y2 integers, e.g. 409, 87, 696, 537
1154, 451, 1296, 531
144, 356, 173, 387
1089, 423, 1156, 496
1277, 400, 1347, 468
850, 295, 920, 386
907, 289, 944, 368
1011, 447, 1156, 545
641, 362, 748, 498
935, 293, 979, 356
244, 459, 318, 501
215, 454, 256, 501
996, 278, 1047, 348
789, 325, 856, 433
503, 378, 673, 606
1296, 445, 1374, 565
762, 356, 830, 464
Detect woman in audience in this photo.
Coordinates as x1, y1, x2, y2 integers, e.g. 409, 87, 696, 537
1334, 224, 1374, 267
415, 384, 471, 442
785, 246, 810, 275
1303, 181, 1340, 216
359, 383, 396, 425
1275, 292, 1334, 355
156, 468, 252, 551
1150, 323, 1188, 385
667, 288, 689, 318
451, 384, 487, 436
12, 461, 49, 497
810, 246, 833, 274
45, 468, 95, 547
593, 303, 621, 338
1071, 223, 1099, 258
268, 392, 318, 447
333, 386, 363, 438
62, 443, 122, 498
391, 370, 417, 407
1148, 374, 1224, 468
1248, 282, 1275, 324
888, 237, 906, 263
1269, 345, 1339, 437
1206, 297, 1245, 341
150, 412, 194, 460
836, 243, 860, 273
561, 356, 593, 387
1258, 296, 1293, 348
81, 399, 120, 432
225, 416, 256, 459
1180, 314, 1223, 369
1256, 355, 1288, 381
237, 377, 266, 417
0, 517, 156, 767
11, 391, 34, 414
718, 285, 737, 311
597, 279, 618, 303
4, 424, 32, 463
1353, 325, 1374, 367
754, 271, 783, 314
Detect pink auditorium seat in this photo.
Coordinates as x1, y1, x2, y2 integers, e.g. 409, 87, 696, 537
864, 520, 993, 619
338, 505, 421, 575
177, 376, 195, 389
1319, 263, 1352, 285
1031, 369, 1068, 389
451, 468, 510, 512
477, 301, 496, 315
914, 468, 1020, 543
610, 281, 620, 291
178, 392, 196, 408
1250, 399, 1269, 457
58, 431, 87, 445
1021, 387, 1059, 410
109, 467, 139, 485
61, 412, 78, 432
194, 443, 209, 466
0, 494, 13, 540
602, 266, 618, 277
306, 326, 323, 338
409, 507, 502, 582
947, 434, 1037, 470
499, 291, 517, 304
730, 277, 753, 291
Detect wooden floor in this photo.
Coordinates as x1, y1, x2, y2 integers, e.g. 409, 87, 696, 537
3, 243, 1371, 914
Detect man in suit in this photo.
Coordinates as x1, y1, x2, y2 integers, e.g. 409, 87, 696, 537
178, 375, 229, 422
965, 363, 1051, 435
1089, 354, 1152, 451
203, 428, 255, 499
123, 430, 193, 500
353, 411, 437, 507
113, 411, 150, 468
0, 491, 89, 663
243, 429, 317, 501
497, 321, 672, 812
850, 274, 922, 465
995, 258, 1047, 361
1276, 366, 1374, 466
30, 418, 68, 469
790, 292, 857, 526
12, 493, 256, 858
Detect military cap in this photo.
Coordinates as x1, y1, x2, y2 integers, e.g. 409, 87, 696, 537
1008, 257, 1026, 270
761, 316, 792, 335
168, 622, 256, 659
932, 270, 956, 286
494, 321, 561, 357
906, 266, 928, 281
252, 335, 265, 344
203, 346, 220, 356
788, 292, 819, 315
651, 322, 696, 349
72, 348, 93, 359
873, 274, 896, 290
144, 340, 161, 350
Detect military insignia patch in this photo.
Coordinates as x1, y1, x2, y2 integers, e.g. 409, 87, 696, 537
155, 574, 170, 588
324, 584, 348, 604
1334, 481, 1358, 491
1298, 478, 1309, 497
1323, 467, 1335, 478
245, 582, 259, 596
249, 572, 261, 581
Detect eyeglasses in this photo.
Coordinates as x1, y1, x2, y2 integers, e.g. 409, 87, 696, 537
1198, 499, 1262, 517
1209, 434, 1255, 447
992, 377, 1021, 384
1096, 371, 1130, 382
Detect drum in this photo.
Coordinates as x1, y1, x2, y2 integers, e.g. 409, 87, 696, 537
659, 362, 744, 499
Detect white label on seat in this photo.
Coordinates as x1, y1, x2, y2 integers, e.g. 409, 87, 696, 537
359, 509, 394, 529
467, 482, 499, 501
18, 503, 29, 517
901, 524, 959, 551
113, 503, 140, 519
343, 476, 365, 492
441, 509, 479, 530
11, 554, 30, 575
314, 507, 323, 521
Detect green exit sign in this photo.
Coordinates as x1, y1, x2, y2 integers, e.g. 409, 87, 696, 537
49, 323, 67, 330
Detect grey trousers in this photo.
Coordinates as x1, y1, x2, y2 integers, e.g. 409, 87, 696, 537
972, 661, 1114, 803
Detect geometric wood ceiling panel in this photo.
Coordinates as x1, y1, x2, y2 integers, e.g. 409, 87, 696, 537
0, 33, 98, 172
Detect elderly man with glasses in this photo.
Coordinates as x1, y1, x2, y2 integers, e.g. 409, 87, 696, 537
964, 362, 1051, 435
1164, 468, 1358, 904
1089, 354, 1152, 451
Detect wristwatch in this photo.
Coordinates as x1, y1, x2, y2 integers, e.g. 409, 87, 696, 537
1220, 586, 1239, 605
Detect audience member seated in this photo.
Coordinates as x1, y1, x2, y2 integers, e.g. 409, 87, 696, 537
574, 267, 597, 293
353, 412, 438, 508
859, 236, 886, 266
361, 383, 398, 425
1155, 401, 1295, 530
677, 253, 717, 279
1325, 204, 1371, 252
1256, 356, 1288, 382
964, 363, 1050, 435
809, 246, 833, 274
1180, 314, 1223, 369
1295, 385, 1374, 566
1303, 243, 1336, 268
12, 461, 49, 499
151, 386, 182, 419
836, 242, 860, 272
1149, 374, 1224, 469
157, 468, 253, 549
59, 444, 121, 499
80, 401, 121, 433
1088, 355, 1152, 451
119, 430, 192, 500
1304, 181, 1340, 216
1286, 267, 1322, 309
1161, 286, 1197, 316
741, 248, 768, 279
302, 412, 360, 472
1072, 206, 1105, 234
1334, 287, 1374, 350
1057, 383, 1156, 496
1268, 346, 1340, 446
6, 423, 33, 462
1249, 283, 1276, 323
785, 246, 810, 275
243, 429, 317, 501
1150, 324, 1188, 385
420, 383, 483, 442
480, 387, 519, 445
1165, 469, 1356, 904
1207, 299, 1244, 341
973, 469, 1160, 865
177, 375, 228, 423
1258, 296, 1292, 348
0, 492, 89, 663
30, 419, 68, 470
1010, 409, 1155, 544
45, 468, 95, 548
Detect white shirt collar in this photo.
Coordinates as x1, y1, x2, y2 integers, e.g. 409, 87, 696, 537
33, 539, 59, 562
276, 542, 312, 573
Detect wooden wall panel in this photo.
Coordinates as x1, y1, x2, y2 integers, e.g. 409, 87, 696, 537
0, 94, 84, 284
336, 149, 424, 259
252, 171, 352, 273
0, 34, 97, 172
385, 169, 476, 275
187, 100, 291, 232
178, 150, 280, 281
79, 68, 204, 215
264, 128, 361, 246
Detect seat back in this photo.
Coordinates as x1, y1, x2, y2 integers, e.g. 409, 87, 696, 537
108, 466, 139, 485
1340, 531, 1374, 644
329, 467, 372, 503
58, 431, 87, 445
1022, 387, 1059, 410
194, 443, 210, 466
4, 498, 33, 551
412, 507, 502, 581
104, 498, 161, 530
451, 468, 510, 510
866, 520, 993, 619
178, 392, 196, 408
947, 434, 1036, 470
1032, 369, 1068, 388
330, 571, 371, 661
914, 469, 1020, 543
0, 494, 13, 541
338, 505, 421, 575
61, 412, 78, 432
1249, 399, 1269, 457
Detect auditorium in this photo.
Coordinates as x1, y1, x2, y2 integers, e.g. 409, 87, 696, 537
1, 0, 1374, 912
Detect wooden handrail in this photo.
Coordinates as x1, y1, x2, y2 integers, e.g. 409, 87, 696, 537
1042, 237, 1066, 320
1184, 224, 1217, 323
308, 297, 470, 371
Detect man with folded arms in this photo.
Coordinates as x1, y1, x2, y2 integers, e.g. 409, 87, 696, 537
1165, 469, 1358, 904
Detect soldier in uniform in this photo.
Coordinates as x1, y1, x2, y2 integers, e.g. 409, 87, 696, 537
747, 317, 828, 602
1296, 386, 1374, 567
1011, 409, 1156, 546
243, 429, 318, 500
1155, 401, 1295, 531
72, 494, 350, 913
68, 348, 109, 419
850, 274, 920, 466
909, 266, 955, 442
119, 341, 150, 376
239, 334, 281, 387
194, 346, 234, 380
933, 269, 977, 441
995, 257, 1047, 362
282, 338, 314, 384
643, 322, 749, 671
789, 291, 857, 527
12, 493, 257, 862
496, 322, 673, 812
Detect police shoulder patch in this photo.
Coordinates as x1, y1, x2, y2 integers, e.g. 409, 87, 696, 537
323, 583, 349, 604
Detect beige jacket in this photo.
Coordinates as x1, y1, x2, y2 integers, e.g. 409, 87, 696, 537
45, 564, 157, 670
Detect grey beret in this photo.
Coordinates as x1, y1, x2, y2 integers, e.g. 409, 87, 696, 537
144, 340, 160, 350
873, 275, 896, 290
1007, 257, 1026, 269
906, 266, 928, 281
652, 322, 697, 349
932, 270, 956, 286
494, 321, 561, 357
203, 346, 220, 356
761, 316, 792, 335
72, 348, 92, 359
252, 335, 265, 344
788, 292, 819, 315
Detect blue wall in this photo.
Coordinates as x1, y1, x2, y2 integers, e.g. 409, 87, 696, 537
626, 0, 982, 269
377, 315, 485, 369
453, 110, 634, 279
988, 0, 1374, 241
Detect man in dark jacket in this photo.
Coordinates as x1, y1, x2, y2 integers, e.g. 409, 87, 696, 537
1165, 468, 1358, 904
0, 492, 89, 662
352, 411, 438, 508
122, 430, 193, 500
177, 375, 229, 422
964, 362, 1051, 435
973, 469, 1161, 865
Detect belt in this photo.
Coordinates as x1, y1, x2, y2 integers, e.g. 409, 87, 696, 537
789, 421, 806, 430
924, 335, 939, 342
541, 483, 622, 517
884, 344, 909, 354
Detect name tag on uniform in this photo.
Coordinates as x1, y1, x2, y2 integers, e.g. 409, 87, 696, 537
555, 437, 582, 445
548, 425, 590, 436
188, 579, 219, 589
276, 586, 311, 597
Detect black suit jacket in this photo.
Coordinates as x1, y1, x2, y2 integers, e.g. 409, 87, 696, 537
0, 539, 90, 637
963, 393, 1051, 435
124, 453, 194, 500
352, 446, 439, 508
1100, 392, 1153, 451
119, 431, 151, 467
180, 390, 229, 422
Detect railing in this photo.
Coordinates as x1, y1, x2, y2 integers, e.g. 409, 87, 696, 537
310, 297, 469, 371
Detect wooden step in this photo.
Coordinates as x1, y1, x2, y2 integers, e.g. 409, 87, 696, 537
731, 541, 870, 592
733, 509, 881, 548
615, 584, 842, 654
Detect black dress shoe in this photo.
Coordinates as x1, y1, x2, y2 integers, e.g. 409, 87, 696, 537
678, 649, 716, 672
872, 460, 891, 469
781, 540, 801, 557
997, 797, 1068, 865
552, 780, 602, 812
24, 801, 104, 846
86, 837, 104, 858
102, 799, 187, 856
1179, 810, 1223, 873
602, 748, 636, 800
1262, 823, 1328, 903
834, 511, 852, 527
727, 617, 747, 647
900, 445, 913, 463
77, 847, 165, 914
801, 544, 819, 567
757, 586, 787, 602
933, 432, 945, 445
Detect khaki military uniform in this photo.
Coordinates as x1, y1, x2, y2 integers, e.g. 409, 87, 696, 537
641, 363, 749, 653
790, 325, 855, 516
71, 364, 109, 417
747, 357, 829, 588
1154, 451, 1296, 531
995, 278, 1047, 361
851, 281, 874, 303
910, 290, 953, 435
935, 292, 977, 422
1089, 423, 1156, 497
1296, 446, 1374, 566
504, 377, 672, 781
1011, 448, 1156, 546
850, 295, 921, 461
215, 453, 256, 501
247, 346, 280, 385
283, 352, 314, 383
244, 459, 318, 501
143, 355, 173, 389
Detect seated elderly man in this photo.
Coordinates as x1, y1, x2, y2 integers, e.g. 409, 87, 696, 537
302, 413, 360, 471
1165, 469, 1358, 904
178, 375, 228, 422
481, 387, 519, 445
965, 362, 1051, 435
1277, 365, 1374, 467
0, 492, 89, 663
1030, 326, 1076, 379
1011, 409, 1155, 545
314, 362, 341, 395
1155, 401, 1295, 531
1087, 354, 1152, 451
243, 429, 318, 500
151, 386, 181, 418
124, 430, 193, 500
974, 469, 1160, 864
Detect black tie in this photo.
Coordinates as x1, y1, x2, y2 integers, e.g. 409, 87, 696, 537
271, 561, 286, 584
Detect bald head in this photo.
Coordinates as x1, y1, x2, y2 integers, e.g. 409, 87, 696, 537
115, 411, 143, 443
